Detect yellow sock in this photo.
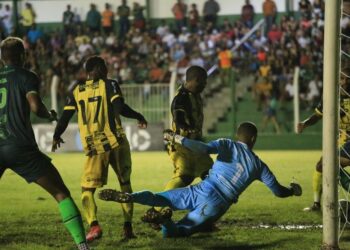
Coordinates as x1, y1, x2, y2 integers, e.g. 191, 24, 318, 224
312, 170, 322, 203
120, 184, 133, 222
81, 191, 97, 226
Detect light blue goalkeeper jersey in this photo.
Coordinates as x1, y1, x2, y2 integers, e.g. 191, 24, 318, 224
183, 138, 280, 203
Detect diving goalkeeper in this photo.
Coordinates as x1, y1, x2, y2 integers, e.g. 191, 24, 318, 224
98, 122, 302, 237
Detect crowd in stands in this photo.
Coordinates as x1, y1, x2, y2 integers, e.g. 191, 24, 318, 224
0, 0, 346, 133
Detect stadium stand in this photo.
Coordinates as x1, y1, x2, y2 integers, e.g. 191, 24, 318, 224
0, 0, 327, 139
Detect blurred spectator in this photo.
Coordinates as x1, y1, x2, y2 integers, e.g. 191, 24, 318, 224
27, 24, 43, 45
177, 55, 190, 79
262, 0, 277, 34
117, 0, 131, 39
255, 76, 272, 111
21, 3, 36, 34
199, 35, 215, 59
2, 5, 13, 36
268, 24, 282, 44
50, 32, 63, 51
258, 60, 271, 78
203, 0, 220, 28
172, 0, 187, 32
73, 7, 82, 27
92, 32, 104, 52
86, 4, 101, 33
134, 61, 148, 83
253, 31, 267, 50
149, 62, 165, 83
62, 5, 74, 35
218, 46, 233, 85
0, 4, 6, 38
162, 29, 177, 49
75, 30, 90, 47
178, 27, 190, 44
300, 15, 312, 29
297, 31, 311, 48
105, 32, 117, 49
156, 19, 168, 38
190, 52, 205, 68
133, 2, 145, 31
119, 61, 132, 84
131, 28, 143, 45
241, 0, 255, 28
261, 93, 281, 134
299, 0, 312, 19
102, 3, 114, 35
257, 48, 267, 63
170, 43, 185, 62
304, 75, 322, 107
188, 4, 199, 33
78, 37, 94, 58
312, 0, 324, 19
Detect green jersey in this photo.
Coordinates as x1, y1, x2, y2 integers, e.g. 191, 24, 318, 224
0, 65, 40, 146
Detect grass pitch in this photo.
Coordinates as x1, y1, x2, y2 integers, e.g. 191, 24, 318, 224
0, 150, 349, 250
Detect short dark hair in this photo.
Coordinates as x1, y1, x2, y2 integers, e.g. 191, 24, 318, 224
186, 65, 207, 81
85, 56, 106, 72
0, 37, 25, 64
237, 122, 258, 139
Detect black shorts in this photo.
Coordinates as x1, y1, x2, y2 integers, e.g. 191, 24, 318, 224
0, 144, 54, 183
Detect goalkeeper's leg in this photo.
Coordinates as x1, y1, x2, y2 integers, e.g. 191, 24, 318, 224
35, 164, 88, 249
303, 158, 322, 212
162, 200, 229, 238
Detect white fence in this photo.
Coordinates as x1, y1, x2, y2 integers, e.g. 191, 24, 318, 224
120, 83, 171, 126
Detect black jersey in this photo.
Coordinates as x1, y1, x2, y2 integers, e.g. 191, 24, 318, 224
0, 65, 40, 146
171, 86, 204, 140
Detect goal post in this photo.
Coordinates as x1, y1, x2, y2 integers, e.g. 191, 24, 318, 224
322, 0, 342, 249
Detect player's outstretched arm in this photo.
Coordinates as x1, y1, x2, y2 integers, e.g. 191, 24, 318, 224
26, 92, 57, 121
268, 181, 302, 198
52, 109, 75, 152
297, 113, 322, 133
260, 161, 302, 197
121, 103, 147, 129
163, 130, 215, 154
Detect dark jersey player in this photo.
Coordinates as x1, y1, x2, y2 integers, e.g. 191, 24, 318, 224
298, 68, 350, 212
0, 37, 89, 250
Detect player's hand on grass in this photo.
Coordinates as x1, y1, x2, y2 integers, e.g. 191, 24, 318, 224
163, 129, 184, 144
290, 182, 302, 196
297, 122, 305, 134
51, 137, 64, 152
49, 110, 58, 122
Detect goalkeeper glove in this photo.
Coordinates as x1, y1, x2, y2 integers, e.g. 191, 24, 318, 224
163, 129, 184, 144
290, 182, 302, 196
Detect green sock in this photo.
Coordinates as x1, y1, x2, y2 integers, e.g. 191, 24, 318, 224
58, 197, 86, 244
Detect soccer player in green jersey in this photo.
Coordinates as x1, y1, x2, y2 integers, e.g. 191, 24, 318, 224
0, 37, 89, 250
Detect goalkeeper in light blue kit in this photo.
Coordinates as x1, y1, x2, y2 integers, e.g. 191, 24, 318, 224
98, 122, 302, 237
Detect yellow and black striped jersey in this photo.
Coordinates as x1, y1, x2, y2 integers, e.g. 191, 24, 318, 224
171, 86, 204, 140
64, 78, 124, 155
315, 86, 350, 144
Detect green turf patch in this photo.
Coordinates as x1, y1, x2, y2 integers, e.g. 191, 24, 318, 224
0, 151, 349, 249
